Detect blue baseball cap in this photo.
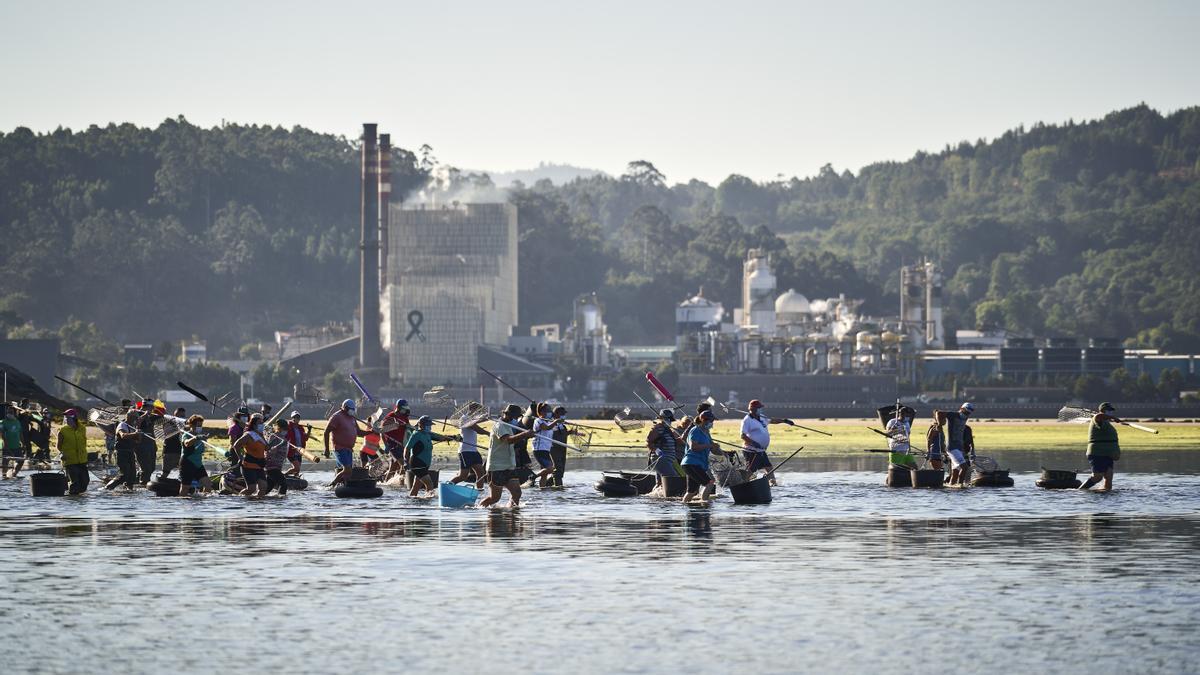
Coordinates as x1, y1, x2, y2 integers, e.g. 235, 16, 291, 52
342, 399, 356, 411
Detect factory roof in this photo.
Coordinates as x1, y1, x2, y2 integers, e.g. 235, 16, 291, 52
477, 345, 555, 375
679, 289, 720, 308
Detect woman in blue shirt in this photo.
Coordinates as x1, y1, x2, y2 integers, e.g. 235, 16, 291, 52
680, 410, 731, 503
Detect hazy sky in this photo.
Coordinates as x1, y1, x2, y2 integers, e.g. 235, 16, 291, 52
2, 0, 1197, 184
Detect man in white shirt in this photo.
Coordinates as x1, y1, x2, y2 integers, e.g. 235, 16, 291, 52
740, 400, 788, 486
885, 406, 918, 469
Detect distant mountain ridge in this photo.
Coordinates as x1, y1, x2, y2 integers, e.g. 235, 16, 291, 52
470, 162, 608, 187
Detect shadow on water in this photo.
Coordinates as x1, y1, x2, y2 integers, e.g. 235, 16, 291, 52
577, 449, 1200, 474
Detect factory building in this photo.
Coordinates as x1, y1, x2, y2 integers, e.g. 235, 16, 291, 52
899, 261, 945, 349
673, 250, 917, 383
561, 292, 612, 369
381, 203, 518, 386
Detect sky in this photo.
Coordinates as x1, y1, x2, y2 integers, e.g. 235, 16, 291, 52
2, 0, 1198, 185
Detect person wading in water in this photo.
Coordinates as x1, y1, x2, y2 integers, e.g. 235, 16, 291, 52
740, 399, 789, 486
681, 410, 733, 504
886, 406, 918, 471
530, 403, 559, 488
324, 399, 365, 488
925, 412, 945, 472
381, 399, 410, 482
1081, 402, 1121, 491
647, 409, 681, 495
105, 409, 140, 490
404, 415, 459, 497
480, 404, 538, 509
57, 409, 90, 494
936, 402, 974, 486
449, 402, 488, 488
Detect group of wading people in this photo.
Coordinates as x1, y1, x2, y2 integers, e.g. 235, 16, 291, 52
881, 400, 1125, 490
8, 388, 1127, 497
644, 399, 790, 503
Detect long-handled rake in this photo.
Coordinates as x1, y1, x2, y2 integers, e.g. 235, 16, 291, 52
614, 407, 645, 432
1057, 405, 1159, 434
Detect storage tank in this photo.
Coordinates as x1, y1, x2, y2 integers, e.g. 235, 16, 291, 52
742, 250, 776, 336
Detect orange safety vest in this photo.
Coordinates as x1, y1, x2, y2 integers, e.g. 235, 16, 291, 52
363, 431, 382, 456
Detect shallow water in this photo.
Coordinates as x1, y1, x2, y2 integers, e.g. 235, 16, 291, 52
2, 468, 1198, 674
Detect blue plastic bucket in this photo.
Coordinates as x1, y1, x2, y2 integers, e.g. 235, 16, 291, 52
438, 481, 479, 508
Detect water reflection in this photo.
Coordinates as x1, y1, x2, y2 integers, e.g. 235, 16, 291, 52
1, 471, 1198, 675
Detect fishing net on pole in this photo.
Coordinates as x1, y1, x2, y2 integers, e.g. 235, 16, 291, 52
87, 406, 126, 429
291, 383, 326, 405
150, 416, 185, 442
366, 454, 390, 479
422, 387, 453, 405
614, 407, 644, 432
1057, 406, 1095, 424
451, 401, 490, 428
972, 455, 1000, 473
713, 452, 745, 487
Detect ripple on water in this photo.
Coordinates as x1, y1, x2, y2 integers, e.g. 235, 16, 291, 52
0, 470, 1197, 674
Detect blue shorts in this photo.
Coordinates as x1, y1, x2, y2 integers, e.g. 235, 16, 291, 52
743, 450, 772, 472
533, 450, 554, 469
1088, 455, 1115, 474
460, 451, 483, 469
335, 449, 354, 469
653, 453, 680, 477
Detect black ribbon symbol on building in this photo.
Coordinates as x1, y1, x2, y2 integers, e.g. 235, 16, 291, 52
406, 310, 427, 342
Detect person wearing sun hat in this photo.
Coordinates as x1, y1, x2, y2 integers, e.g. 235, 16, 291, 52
57, 409, 90, 494
1081, 402, 1121, 491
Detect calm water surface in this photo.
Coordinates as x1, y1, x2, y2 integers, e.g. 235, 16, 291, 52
1, 464, 1197, 674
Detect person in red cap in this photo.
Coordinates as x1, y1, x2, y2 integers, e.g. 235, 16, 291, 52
740, 400, 790, 486
57, 409, 90, 494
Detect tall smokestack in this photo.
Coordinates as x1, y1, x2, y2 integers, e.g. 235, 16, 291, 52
359, 123, 382, 368
378, 133, 391, 295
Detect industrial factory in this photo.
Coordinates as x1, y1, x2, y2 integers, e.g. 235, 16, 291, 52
671, 251, 939, 384
280, 122, 1195, 410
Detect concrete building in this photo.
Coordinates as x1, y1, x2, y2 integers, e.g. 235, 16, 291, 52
381, 203, 518, 386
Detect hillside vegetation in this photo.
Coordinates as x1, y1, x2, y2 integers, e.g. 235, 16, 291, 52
2, 105, 1198, 359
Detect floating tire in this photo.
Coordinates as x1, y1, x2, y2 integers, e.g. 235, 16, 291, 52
1036, 479, 1082, 489
284, 476, 309, 491
614, 471, 656, 494
912, 469, 945, 488
729, 476, 772, 504
1040, 468, 1078, 482
594, 479, 639, 497
29, 472, 68, 497
971, 470, 1014, 487
149, 475, 182, 497
335, 479, 383, 498
885, 465, 912, 487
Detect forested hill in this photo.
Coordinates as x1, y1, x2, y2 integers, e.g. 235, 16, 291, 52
1, 105, 1199, 359
518, 104, 1200, 349
0, 118, 427, 352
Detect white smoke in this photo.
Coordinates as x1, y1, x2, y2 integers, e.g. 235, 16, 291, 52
407, 164, 509, 206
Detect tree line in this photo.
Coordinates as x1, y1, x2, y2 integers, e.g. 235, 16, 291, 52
2, 104, 1198, 379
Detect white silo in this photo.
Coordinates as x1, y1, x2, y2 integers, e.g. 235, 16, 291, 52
742, 250, 776, 336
